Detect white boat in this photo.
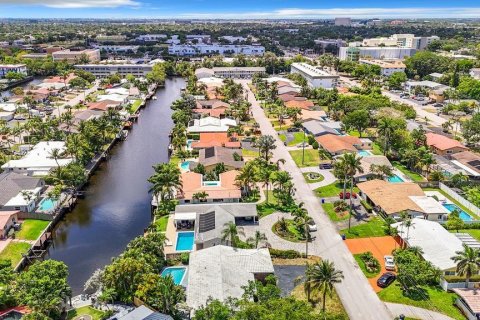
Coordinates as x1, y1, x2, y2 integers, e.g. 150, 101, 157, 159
152, 96, 157, 100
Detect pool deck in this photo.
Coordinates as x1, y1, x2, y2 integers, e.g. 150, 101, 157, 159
164, 215, 195, 256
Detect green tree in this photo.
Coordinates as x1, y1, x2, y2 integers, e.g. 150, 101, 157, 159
304, 260, 344, 312
451, 244, 480, 288
148, 163, 182, 206
342, 109, 370, 137
247, 230, 269, 249
387, 72, 407, 90
221, 222, 245, 247
135, 274, 185, 316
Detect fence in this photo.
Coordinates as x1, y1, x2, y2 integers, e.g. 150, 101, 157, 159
439, 183, 480, 216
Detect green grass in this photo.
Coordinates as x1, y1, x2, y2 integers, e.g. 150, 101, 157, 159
289, 149, 320, 167
371, 142, 383, 156
322, 203, 349, 222
354, 253, 381, 278
453, 229, 480, 240
423, 187, 479, 219
0, 242, 31, 267
169, 155, 181, 166
130, 99, 143, 112
242, 148, 260, 158
392, 161, 426, 182
257, 190, 280, 217
67, 306, 106, 320
279, 132, 305, 146
302, 172, 324, 183
315, 182, 359, 198
155, 215, 169, 232
16, 219, 50, 241
378, 283, 464, 320
272, 219, 305, 242
340, 217, 386, 239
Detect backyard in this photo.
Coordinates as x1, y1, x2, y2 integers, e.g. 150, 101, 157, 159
0, 242, 31, 267
392, 161, 426, 182
289, 149, 320, 167
155, 215, 169, 233
340, 217, 386, 239
16, 219, 50, 241
423, 187, 479, 220
67, 306, 106, 320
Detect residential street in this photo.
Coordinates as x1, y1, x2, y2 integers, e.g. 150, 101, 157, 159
240, 80, 394, 320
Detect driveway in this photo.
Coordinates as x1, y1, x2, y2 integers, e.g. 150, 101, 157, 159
240, 80, 393, 320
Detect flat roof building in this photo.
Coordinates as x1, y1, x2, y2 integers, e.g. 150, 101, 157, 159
74, 63, 152, 78
359, 59, 406, 76
339, 47, 417, 61
290, 63, 338, 89
0, 64, 27, 78
212, 67, 266, 79
52, 49, 100, 64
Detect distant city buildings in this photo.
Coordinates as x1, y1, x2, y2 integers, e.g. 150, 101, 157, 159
52, 49, 100, 64
94, 35, 127, 43
74, 62, 154, 78
168, 44, 265, 56
334, 17, 352, 26
220, 36, 248, 43
94, 45, 140, 54
314, 39, 347, 54
361, 34, 439, 50
339, 47, 417, 61
135, 34, 167, 42
0, 64, 28, 78
290, 63, 338, 89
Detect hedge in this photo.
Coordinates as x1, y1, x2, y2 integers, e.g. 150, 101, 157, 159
269, 248, 305, 259
360, 200, 373, 213
444, 275, 480, 283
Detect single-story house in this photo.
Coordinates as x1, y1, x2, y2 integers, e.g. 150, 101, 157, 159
173, 203, 257, 250
0, 172, 45, 212
426, 132, 469, 157
193, 100, 230, 118
278, 94, 304, 103
452, 288, 480, 320
87, 99, 122, 111
302, 119, 339, 137
450, 151, 480, 178
354, 155, 393, 182
393, 218, 464, 275
187, 116, 237, 133
315, 134, 365, 155
358, 179, 450, 221
285, 99, 314, 110
177, 170, 241, 204
186, 246, 274, 311
0, 211, 18, 239
198, 146, 244, 172
277, 85, 301, 96
191, 132, 241, 150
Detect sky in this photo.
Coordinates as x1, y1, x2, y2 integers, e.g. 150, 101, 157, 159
1, 0, 480, 19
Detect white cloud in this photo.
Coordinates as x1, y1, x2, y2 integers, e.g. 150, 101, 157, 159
0, 0, 140, 8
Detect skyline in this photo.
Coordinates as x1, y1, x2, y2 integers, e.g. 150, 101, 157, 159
0, 1, 480, 19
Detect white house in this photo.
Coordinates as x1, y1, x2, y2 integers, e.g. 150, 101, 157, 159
168, 44, 265, 56
0, 64, 27, 79
359, 59, 406, 76
290, 63, 338, 89
187, 117, 237, 133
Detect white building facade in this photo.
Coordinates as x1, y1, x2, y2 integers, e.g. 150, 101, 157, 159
0, 64, 28, 78
290, 63, 338, 89
168, 44, 265, 56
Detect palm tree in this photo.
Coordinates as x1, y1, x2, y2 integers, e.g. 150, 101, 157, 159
221, 222, 245, 247
377, 117, 396, 156
235, 162, 256, 196
257, 135, 276, 161
50, 148, 62, 175
292, 203, 312, 257
247, 230, 269, 248
148, 163, 182, 206
342, 153, 363, 230
258, 165, 273, 204
451, 244, 480, 288
305, 260, 344, 312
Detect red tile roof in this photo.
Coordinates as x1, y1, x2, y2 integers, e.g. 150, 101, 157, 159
426, 133, 468, 151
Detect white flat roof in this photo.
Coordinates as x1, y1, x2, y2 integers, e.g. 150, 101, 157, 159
291, 63, 338, 78
409, 196, 450, 214
174, 212, 197, 221
393, 218, 463, 271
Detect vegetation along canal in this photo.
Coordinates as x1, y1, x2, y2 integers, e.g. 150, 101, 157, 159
48, 78, 185, 294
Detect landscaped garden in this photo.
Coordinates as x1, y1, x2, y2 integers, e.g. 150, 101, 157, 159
354, 252, 381, 278
322, 203, 349, 222
272, 218, 306, 242
392, 161, 426, 182
289, 149, 321, 167
315, 182, 359, 198
155, 215, 169, 232
0, 242, 31, 267
303, 172, 324, 183
340, 217, 386, 239
67, 306, 106, 320
16, 219, 50, 241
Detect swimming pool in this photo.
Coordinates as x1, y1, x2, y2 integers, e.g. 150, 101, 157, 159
442, 203, 473, 221
357, 150, 372, 157
387, 175, 404, 183
175, 231, 195, 251
161, 267, 187, 285
37, 198, 56, 212
180, 161, 191, 171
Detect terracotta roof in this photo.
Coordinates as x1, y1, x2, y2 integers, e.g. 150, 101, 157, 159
0, 211, 17, 229
453, 288, 480, 313
179, 170, 241, 200
87, 99, 121, 111
357, 180, 425, 215
191, 132, 241, 149
315, 134, 361, 153
426, 132, 468, 151
278, 94, 306, 103
285, 99, 314, 110
44, 73, 76, 84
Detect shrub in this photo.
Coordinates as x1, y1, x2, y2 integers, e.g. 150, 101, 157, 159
307, 135, 315, 145
444, 275, 480, 283
312, 141, 319, 149
359, 252, 380, 274
180, 252, 189, 265
360, 200, 373, 213
269, 248, 305, 259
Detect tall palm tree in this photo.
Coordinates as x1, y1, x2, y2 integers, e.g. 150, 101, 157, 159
342, 153, 364, 230
247, 230, 269, 249
221, 222, 245, 247
292, 203, 312, 257
377, 117, 396, 156
148, 163, 182, 206
257, 135, 276, 161
305, 260, 344, 312
258, 165, 273, 204
451, 244, 480, 288
235, 162, 257, 197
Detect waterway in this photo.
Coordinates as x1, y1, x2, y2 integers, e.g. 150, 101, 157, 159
48, 77, 184, 294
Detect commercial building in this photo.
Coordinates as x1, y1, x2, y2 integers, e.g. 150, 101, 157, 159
290, 63, 338, 89
334, 17, 352, 26
74, 63, 153, 78
135, 34, 167, 42
359, 59, 406, 76
52, 49, 100, 64
0, 64, 27, 78
212, 67, 266, 79
362, 34, 439, 50
339, 47, 417, 61
314, 39, 346, 54
168, 44, 265, 56
95, 45, 140, 54
220, 36, 248, 43
21, 53, 48, 60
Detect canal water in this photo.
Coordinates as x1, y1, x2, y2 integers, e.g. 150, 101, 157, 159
48, 77, 184, 294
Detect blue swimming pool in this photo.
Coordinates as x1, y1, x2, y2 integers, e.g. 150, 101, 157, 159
161, 267, 187, 285
442, 203, 473, 221
180, 161, 191, 171
357, 150, 372, 157
388, 175, 404, 183
38, 198, 56, 212
176, 231, 195, 251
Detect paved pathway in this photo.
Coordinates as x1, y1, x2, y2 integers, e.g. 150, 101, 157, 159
299, 166, 336, 189
385, 303, 455, 320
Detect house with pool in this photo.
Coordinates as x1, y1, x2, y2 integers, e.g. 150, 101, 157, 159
0, 172, 45, 213
357, 179, 451, 221
176, 170, 241, 204
187, 116, 237, 134
353, 155, 393, 182
190, 132, 241, 150
197, 146, 244, 172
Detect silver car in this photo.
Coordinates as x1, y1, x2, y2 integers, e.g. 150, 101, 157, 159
384, 255, 395, 271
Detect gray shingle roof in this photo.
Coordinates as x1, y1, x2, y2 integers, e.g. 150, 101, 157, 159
0, 172, 43, 206
198, 147, 244, 169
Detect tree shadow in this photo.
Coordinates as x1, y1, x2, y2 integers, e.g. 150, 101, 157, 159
402, 285, 430, 301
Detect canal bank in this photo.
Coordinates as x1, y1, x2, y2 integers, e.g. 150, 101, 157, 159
47, 77, 185, 294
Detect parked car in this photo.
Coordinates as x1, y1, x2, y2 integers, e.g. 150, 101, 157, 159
399, 93, 409, 99
433, 103, 444, 108
377, 272, 396, 288
339, 192, 357, 199
319, 163, 332, 169
287, 127, 301, 132
14, 115, 26, 120
384, 255, 395, 271
308, 220, 317, 232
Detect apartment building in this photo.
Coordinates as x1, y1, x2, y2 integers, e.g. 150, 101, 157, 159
95, 45, 140, 53
290, 63, 338, 89
339, 47, 417, 61
52, 49, 100, 64
74, 63, 153, 78
359, 59, 406, 76
0, 64, 28, 78
135, 34, 167, 42
168, 44, 265, 56
212, 67, 266, 79
362, 34, 439, 50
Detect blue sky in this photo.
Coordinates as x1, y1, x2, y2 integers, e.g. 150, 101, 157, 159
0, 0, 480, 19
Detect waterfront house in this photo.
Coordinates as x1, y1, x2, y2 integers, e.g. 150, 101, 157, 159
186, 245, 274, 312
197, 146, 244, 172
426, 132, 469, 157
177, 170, 241, 204
357, 179, 450, 221
193, 100, 229, 118
191, 132, 241, 150
1, 141, 73, 176
87, 99, 122, 112
187, 116, 237, 133
0, 172, 45, 212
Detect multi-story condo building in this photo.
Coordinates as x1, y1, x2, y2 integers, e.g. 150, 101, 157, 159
212, 67, 266, 79
362, 34, 439, 50
52, 49, 100, 64
168, 44, 265, 56
0, 64, 28, 78
74, 63, 153, 78
339, 47, 417, 61
95, 45, 140, 53
290, 63, 338, 89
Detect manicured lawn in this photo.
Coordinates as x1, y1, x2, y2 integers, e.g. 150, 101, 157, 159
322, 203, 349, 222
257, 190, 280, 217
67, 306, 106, 320
392, 161, 426, 182
289, 149, 320, 167
130, 99, 143, 112
272, 219, 305, 242
315, 182, 359, 198
423, 187, 479, 219
353, 253, 380, 278
453, 229, 480, 240
155, 215, 169, 232
16, 219, 50, 241
340, 217, 386, 239
242, 148, 259, 158
303, 172, 324, 183
0, 242, 31, 267
378, 283, 464, 320
283, 132, 306, 146
371, 142, 383, 156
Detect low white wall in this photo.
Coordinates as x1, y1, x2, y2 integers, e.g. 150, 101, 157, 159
440, 183, 480, 216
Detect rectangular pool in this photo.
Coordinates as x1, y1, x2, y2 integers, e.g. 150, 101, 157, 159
442, 203, 473, 221
161, 267, 187, 285
357, 150, 372, 157
387, 175, 404, 183
175, 231, 195, 251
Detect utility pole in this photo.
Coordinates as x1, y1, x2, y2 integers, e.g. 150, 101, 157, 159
302, 128, 306, 165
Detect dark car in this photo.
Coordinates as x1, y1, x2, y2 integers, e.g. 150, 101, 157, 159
377, 272, 396, 288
